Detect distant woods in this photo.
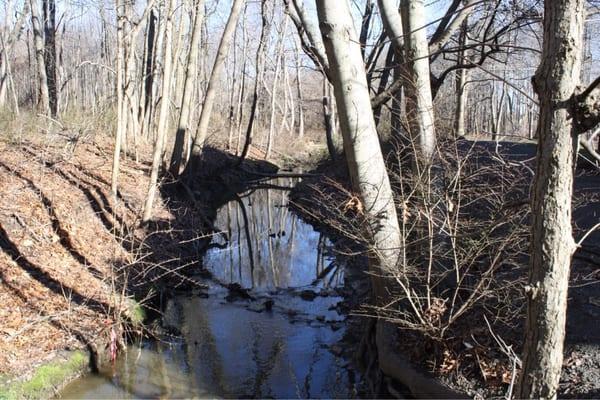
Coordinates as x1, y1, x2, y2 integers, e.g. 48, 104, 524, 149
1, 1, 598, 180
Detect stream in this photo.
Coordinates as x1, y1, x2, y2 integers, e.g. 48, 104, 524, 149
58, 178, 361, 399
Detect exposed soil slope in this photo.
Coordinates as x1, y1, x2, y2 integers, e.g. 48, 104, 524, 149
0, 135, 153, 378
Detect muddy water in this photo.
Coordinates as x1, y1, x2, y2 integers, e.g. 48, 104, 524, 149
59, 178, 359, 399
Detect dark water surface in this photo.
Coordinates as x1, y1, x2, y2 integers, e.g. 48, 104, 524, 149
59, 178, 358, 399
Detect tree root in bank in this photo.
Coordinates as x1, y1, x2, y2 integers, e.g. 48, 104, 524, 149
355, 318, 467, 398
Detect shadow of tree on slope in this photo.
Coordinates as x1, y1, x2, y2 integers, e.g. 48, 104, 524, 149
0, 161, 104, 280
0, 223, 110, 313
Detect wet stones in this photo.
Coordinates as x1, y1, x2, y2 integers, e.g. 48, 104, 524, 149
247, 298, 274, 313
225, 283, 255, 302
300, 289, 318, 301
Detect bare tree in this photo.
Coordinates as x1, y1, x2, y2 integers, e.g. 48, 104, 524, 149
454, 19, 469, 137
142, 0, 177, 222
29, 0, 50, 114
43, 0, 58, 117
169, 0, 206, 175
517, 0, 586, 397
112, 0, 156, 195
316, 0, 402, 299
237, 0, 272, 165
400, 0, 436, 161
265, 13, 288, 160
191, 0, 246, 161
0, 0, 29, 112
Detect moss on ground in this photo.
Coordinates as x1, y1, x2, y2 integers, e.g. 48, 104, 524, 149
0, 351, 88, 399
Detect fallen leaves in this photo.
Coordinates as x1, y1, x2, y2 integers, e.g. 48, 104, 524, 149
0, 138, 146, 376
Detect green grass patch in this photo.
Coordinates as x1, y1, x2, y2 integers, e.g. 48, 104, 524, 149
0, 351, 88, 399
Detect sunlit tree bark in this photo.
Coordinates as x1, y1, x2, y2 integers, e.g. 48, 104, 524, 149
400, 0, 436, 161
316, 0, 402, 299
517, 0, 585, 398
170, 0, 205, 175
29, 0, 50, 115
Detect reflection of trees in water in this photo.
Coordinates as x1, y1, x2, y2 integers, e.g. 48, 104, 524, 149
234, 194, 255, 286
181, 299, 227, 396
205, 178, 339, 289
301, 341, 320, 398
250, 324, 285, 397
227, 202, 234, 282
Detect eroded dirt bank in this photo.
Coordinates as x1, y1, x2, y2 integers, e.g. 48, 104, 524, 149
0, 133, 282, 397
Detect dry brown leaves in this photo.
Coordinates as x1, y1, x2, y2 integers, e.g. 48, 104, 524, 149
0, 135, 153, 376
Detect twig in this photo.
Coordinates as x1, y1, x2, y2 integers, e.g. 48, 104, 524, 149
577, 222, 600, 247
578, 75, 600, 101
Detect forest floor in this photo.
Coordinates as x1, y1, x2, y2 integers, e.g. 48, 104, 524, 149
290, 139, 600, 399
0, 132, 165, 391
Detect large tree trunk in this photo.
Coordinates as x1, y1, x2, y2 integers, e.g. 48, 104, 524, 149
190, 0, 245, 160
400, 0, 436, 162
517, 0, 585, 398
169, 0, 205, 175
378, 0, 403, 51
29, 0, 50, 115
316, 0, 402, 299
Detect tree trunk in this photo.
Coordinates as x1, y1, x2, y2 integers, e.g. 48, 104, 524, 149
265, 15, 288, 159
517, 0, 585, 398
142, 0, 177, 222
191, 0, 245, 160
237, 0, 270, 166
316, 0, 402, 299
289, 0, 329, 75
29, 0, 50, 114
359, 0, 374, 60
0, 0, 28, 111
294, 36, 305, 138
322, 78, 336, 161
170, 0, 205, 175
140, 9, 157, 138
378, 0, 406, 142
400, 0, 436, 162
111, 0, 126, 196
454, 19, 469, 137
43, 0, 58, 117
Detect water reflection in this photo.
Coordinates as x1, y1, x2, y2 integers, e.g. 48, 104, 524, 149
205, 178, 343, 290
58, 178, 355, 399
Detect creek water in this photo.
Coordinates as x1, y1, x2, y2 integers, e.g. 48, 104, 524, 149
59, 178, 360, 399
